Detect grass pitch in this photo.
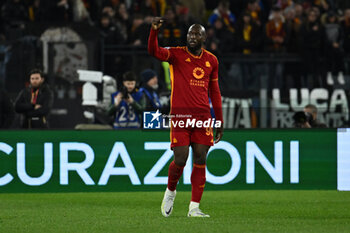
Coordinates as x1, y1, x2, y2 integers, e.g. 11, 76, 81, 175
0, 190, 349, 233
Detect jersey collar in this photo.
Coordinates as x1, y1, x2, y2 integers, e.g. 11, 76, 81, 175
185, 47, 203, 59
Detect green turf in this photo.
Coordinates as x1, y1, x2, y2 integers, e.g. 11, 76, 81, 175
0, 191, 349, 233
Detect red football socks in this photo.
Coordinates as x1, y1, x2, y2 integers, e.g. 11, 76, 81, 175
167, 161, 184, 191
191, 163, 206, 203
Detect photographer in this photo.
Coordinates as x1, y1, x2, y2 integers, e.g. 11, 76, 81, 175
304, 104, 327, 128
109, 71, 145, 128
292, 111, 312, 128
293, 104, 327, 128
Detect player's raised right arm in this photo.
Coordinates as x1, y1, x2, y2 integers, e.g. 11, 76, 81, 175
148, 17, 171, 61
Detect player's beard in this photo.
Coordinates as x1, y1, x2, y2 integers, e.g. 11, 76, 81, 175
187, 42, 202, 55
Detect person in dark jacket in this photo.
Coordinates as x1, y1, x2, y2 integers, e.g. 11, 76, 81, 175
324, 11, 345, 86
15, 69, 54, 129
299, 9, 325, 88
236, 12, 261, 54
139, 69, 162, 112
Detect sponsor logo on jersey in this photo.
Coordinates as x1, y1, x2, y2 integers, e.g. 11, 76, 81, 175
193, 67, 205, 79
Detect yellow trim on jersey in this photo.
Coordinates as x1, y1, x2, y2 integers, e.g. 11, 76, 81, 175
210, 78, 218, 81
185, 47, 203, 59
169, 64, 174, 113
170, 122, 173, 144
169, 64, 175, 144
203, 49, 219, 64
165, 49, 170, 61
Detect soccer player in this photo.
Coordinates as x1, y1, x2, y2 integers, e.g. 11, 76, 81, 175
148, 17, 223, 217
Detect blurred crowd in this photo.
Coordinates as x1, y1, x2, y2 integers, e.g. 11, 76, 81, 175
1, 0, 349, 129
0, 0, 349, 52
1, 0, 350, 85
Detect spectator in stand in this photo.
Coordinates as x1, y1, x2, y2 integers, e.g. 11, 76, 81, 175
131, 0, 166, 17
71, 0, 91, 23
175, 1, 196, 29
159, 7, 185, 47
341, 9, 350, 54
27, 0, 44, 22
115, 2, 130, 42
40, 0, 72, 22
101, 5, 115, 20
294, 3, 304, 20
265, 6, 288, 88
1, 0, 28, 31
210, 18, 235, 54
205, 27, 220, 55
265, 6, 287, 52
178, 0, 205, 24
99, 13, 125, 45
299, 9, 325, 87
101, 5, 115, 18
101, 0, 121, 12
236, 11, 261, 55
15, 69, 54, 129
284, 6, 303, 87
275, 0, 294, 10
284, 6, 302, 53
128, 14, 150, 46
80, 0, 99, 23
246, 0, 263, 26
312, 0, 331, 13
236, 11, 263, 89
99, 12, 126, 76
208, 0, 235, 33
324, 11, 345, 85
0, 88, 14, 128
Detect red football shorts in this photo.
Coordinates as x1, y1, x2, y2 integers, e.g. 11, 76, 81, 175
170, 117, 214, 148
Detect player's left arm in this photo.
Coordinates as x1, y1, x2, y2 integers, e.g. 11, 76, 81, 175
208, 57, 223, 143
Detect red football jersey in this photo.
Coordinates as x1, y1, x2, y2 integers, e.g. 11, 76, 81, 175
148, 29, 223, 122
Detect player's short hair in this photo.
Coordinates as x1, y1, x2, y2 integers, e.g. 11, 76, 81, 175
29, 69, 44, 79
123, 71, 137, 81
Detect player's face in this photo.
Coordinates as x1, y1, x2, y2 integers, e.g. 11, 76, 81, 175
187, 25, 205, 51
123, 81, 136, 92
30, 73, 43, 88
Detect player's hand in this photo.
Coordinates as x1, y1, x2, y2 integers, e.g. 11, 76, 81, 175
152, 17, 164, 30
34, 104, 41, 110
214, 125, 223, 144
